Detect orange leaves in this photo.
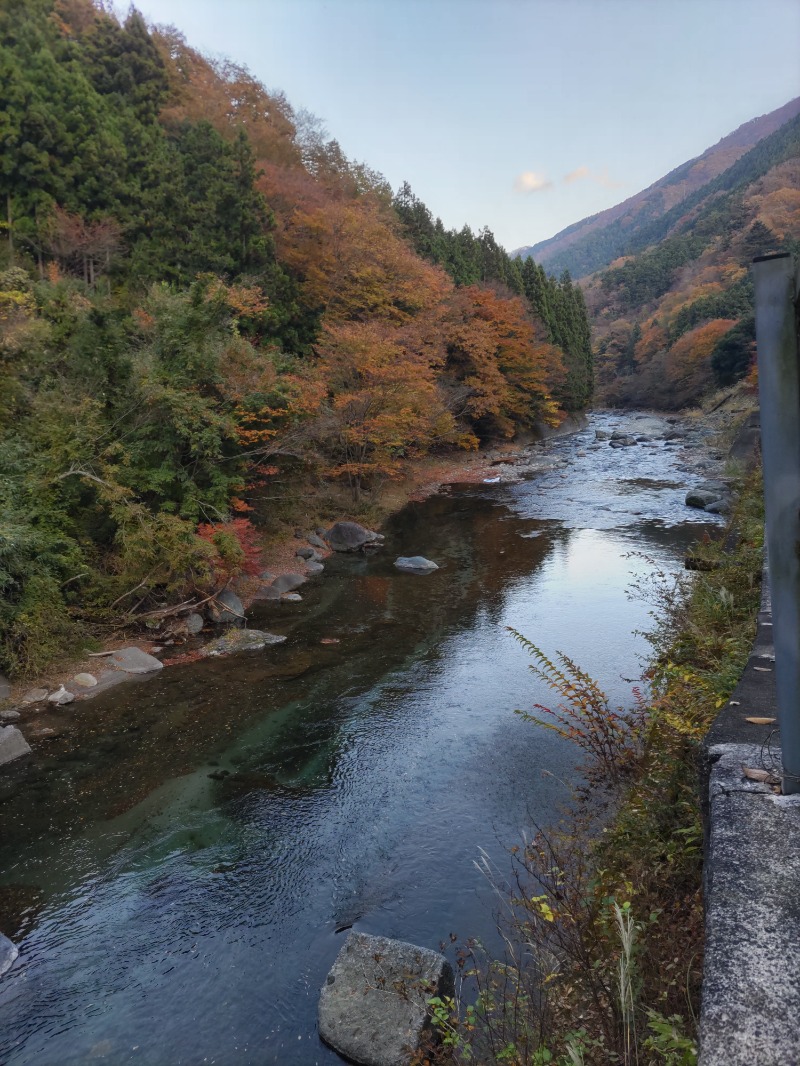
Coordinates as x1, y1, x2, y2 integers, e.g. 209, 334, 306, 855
281, 197, 451, 324
316, 314, 458, 497
444, 286, 564, 436
204, 277, 269, 318
232, 369, 326, 449
755, 186, 800, 237
665, 318, 737, 391
196, 518, 263, 581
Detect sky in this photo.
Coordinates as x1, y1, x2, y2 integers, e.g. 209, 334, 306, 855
132, 0, 800, 251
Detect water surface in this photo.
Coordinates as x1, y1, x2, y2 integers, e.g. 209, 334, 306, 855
0, 411, 720, 1064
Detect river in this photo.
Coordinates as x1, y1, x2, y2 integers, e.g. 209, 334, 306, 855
0, 411, 722, 1064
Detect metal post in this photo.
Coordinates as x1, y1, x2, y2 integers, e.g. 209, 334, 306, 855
753, 252, 800, 794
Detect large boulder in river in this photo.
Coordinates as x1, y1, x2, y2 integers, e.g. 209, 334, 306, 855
318, 931, 454, 1066
685, 489, 719, 510
325, 521, 384, 553
0, 725, 31, 767
686, 481, 731, 511
0, 932, 19, 977
394, 556, 439, 573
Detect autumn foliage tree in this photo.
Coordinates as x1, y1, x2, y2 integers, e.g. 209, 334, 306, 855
0, 0, 588, 675
664, 318, 738, 396
445, 287, 564, 439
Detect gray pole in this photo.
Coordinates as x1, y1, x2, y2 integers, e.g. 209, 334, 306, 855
753, 252, 800, 794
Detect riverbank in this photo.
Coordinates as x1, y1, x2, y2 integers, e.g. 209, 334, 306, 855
0, 395, 750, 719
0, 435, 539, 713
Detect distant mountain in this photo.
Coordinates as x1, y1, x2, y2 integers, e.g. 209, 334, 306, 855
513, 97, 800, 280
584, 120, 800, 409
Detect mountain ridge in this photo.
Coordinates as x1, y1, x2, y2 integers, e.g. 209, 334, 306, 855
513, 96, 800, 278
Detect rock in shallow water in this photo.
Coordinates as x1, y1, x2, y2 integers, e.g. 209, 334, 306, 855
271, 572, 306, 593
318, 931, 454, 1066
394, 556, 439, 573
47, 686, 74, 705
325, 521, 384, 553
22, 688, 48, 704
201, 630, 287, 657
685, 489, 723, 510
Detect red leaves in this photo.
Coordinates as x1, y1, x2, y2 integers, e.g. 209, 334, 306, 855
196, 518, 263, 581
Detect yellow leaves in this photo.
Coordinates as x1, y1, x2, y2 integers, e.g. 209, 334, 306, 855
530, 894, 556, 922
754, 186, 800, 237
204, 278, 269, 317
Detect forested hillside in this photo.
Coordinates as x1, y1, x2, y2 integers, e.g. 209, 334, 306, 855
0, 0, 592, 677
514, 96, 800, 279
587, 137, 800, 407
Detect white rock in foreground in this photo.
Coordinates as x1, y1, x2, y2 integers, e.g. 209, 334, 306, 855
0, 725, 31, 767
319, 931, 454, 1066
110, 647, 164, 674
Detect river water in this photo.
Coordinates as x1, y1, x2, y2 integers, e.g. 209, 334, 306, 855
0, 411, 721, 1065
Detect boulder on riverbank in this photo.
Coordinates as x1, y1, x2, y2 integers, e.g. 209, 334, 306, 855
110, 647, 164, 674
325, 522, 384, 553
271, 572, 307, 593
318, 931, 454, 1066
686, 481, 732, 512
207, 589, 245, 626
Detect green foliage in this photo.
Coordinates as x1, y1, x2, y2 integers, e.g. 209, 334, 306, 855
666, 276, 754, 344
710, 315, 755, 387
600, 234, 706, 311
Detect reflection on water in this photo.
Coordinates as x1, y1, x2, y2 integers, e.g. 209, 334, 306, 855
0, 412, 719, 1064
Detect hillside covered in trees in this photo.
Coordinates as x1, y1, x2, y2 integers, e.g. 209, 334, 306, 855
514, 101, 800, 410
587, 117, 800, 408
0, 0, 592, 678
514, 96, 800, 280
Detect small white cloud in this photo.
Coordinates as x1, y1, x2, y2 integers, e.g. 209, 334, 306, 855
564, 165, 591, 184
563, 165, 624, 190
514, 171, 553, 194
